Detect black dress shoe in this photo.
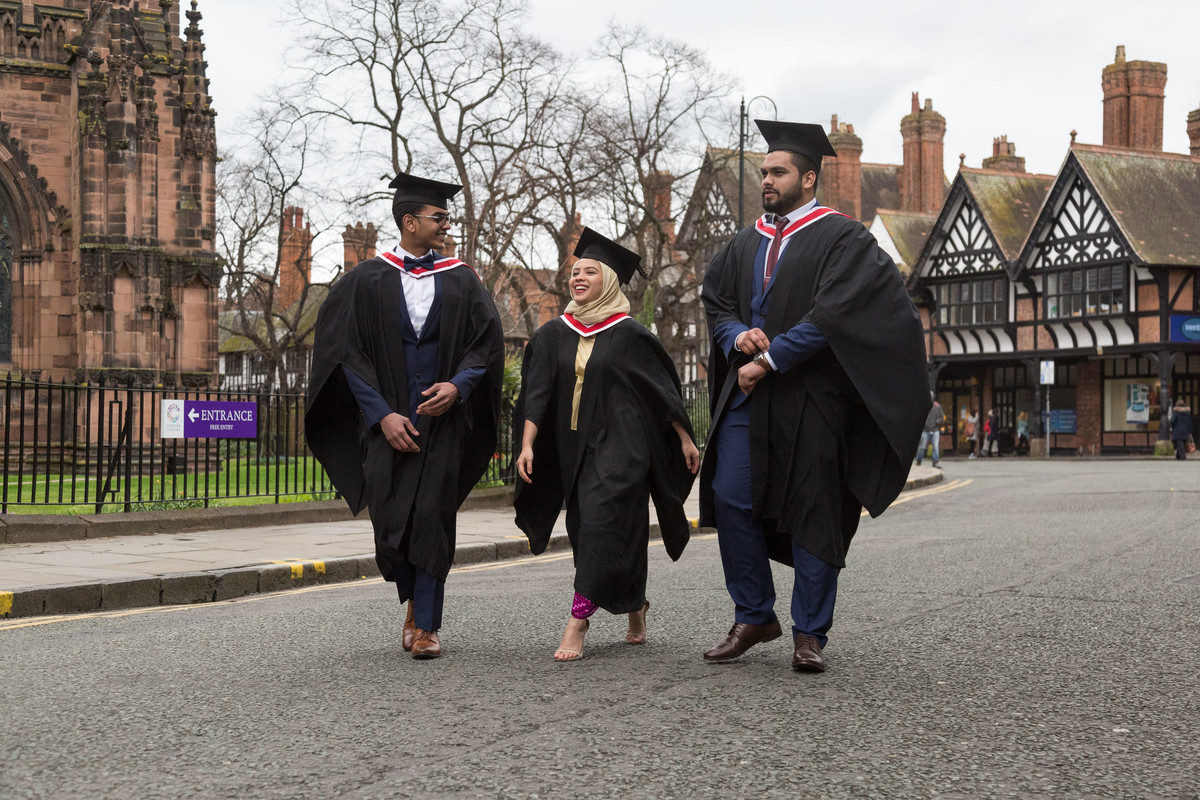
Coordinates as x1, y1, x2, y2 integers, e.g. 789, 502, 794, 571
702, 620, 783, 662
791, 632, 826, 672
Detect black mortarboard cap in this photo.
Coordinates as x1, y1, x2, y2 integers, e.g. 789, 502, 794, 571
755, 119, 838, 166
387, 171, 462, 209
573, 227, 645, 286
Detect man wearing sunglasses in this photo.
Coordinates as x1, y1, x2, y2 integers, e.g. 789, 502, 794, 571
307, 172, 504, 660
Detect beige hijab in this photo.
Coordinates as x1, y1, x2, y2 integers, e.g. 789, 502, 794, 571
564, 261, 630, 323
563, 261, 630, 429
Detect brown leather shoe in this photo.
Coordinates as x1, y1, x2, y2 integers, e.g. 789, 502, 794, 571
402, 602, 417, 652
411, 629, 442, 659
791, 632, 826, 673
702, 619, 783, 662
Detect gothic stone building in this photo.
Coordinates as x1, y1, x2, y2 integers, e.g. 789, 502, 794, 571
0, 0, 219, 387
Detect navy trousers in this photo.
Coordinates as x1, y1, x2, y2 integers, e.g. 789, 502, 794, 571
711, 400, 840, 647
393, 563, 445, 632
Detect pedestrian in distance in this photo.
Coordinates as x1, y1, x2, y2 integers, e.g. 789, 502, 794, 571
965, 409, 979, 459
305, 172, 504, 660
983, 408, 1000, 457
1170, 398, 1193, 461
915, 392, 945, 468
699, 119, 928, 673
1016, 410, 1030, 454
514, 228, 700, 662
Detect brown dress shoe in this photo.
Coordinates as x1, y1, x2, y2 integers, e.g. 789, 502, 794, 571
402, 603, 417, 652
411, 629, 442, 660
791, 632, 826, 673
702, 619, 783, 662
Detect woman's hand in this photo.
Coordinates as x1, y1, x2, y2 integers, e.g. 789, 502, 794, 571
681, 437, 700, 474
516, 446, 535, 484
672, 421, 701, 474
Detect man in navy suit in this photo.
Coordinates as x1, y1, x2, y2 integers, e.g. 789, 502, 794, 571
700, 120, 928, 672
306, 173, 503, 660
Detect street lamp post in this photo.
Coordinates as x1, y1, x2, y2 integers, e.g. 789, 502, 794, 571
737, 94, 778, 229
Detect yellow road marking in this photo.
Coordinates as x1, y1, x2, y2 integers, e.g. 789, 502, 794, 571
0, 591, 12, 616
860, 478, 972, 516
0, 484, 964, 631
270, 559, 328, 578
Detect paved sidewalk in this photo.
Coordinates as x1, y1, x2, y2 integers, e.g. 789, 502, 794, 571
0, 465, 942, 618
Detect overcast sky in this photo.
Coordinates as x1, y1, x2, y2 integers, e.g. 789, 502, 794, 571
200, 0, 1199, 183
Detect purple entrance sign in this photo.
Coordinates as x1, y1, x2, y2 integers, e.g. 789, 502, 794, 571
185, 401, 257, 438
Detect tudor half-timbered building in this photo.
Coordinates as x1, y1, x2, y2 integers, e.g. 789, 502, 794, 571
911, 46, 1200, 455
1009, 144, 1200, 453
910, 166, 1052, 447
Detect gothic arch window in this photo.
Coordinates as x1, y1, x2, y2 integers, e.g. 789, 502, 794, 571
0, 190, 14, 362
2, 17, 13, 57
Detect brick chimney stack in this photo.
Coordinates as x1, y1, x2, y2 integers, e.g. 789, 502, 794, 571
278, 206, 312, 310
899, 93, 947, 214
822, 114, 863, 220
341, 222, 378, 270
1188, 104, 1200, 156
981, 135, 1027, 172
1102, 45, 1168, 151
644, 170, 675, 243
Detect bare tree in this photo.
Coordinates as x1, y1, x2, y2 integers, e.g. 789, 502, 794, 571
216, 101, 340, 393
586, 25, 735, 366
291, 0, 577, 296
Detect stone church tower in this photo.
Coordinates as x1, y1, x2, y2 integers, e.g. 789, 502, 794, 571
0, 0, 219, 386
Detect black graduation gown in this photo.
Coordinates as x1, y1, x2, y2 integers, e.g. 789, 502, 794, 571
513, 318, 696, 614
304, 257, 504, 581
700, 213, 928, 568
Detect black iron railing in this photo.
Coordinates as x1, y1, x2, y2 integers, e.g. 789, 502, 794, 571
0, 377, 339, 513
0, 376, 707, 513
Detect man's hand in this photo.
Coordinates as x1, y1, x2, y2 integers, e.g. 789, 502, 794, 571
736, 328, 770, 356
380, 413, 420, 452
737, 361, 769, 395
415, 382, 459, 417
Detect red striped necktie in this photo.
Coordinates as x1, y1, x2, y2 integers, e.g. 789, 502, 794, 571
763, 215, 788, 291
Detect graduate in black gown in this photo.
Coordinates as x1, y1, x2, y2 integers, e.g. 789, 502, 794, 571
514, 228, 700, 662
305, 172, 503, 660
699, 120, 928, 672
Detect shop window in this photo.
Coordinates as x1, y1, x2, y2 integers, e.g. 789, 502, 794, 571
1103, 378, 1161, 433
1044, 264, 1126, 319
1103, 356, 1155, 379
935, 276, 1006, 327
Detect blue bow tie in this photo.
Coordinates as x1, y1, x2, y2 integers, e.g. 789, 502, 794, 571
403, 252, 437, 268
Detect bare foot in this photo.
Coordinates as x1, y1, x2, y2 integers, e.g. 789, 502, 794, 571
554, 617, 589, 661
626, 600, 650, 644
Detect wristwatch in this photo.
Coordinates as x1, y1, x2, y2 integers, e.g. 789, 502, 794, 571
752, 352, 773, 371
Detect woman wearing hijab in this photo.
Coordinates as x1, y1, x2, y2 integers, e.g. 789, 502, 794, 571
514, 228, 701, 662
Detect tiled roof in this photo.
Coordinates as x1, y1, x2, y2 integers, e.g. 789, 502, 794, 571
874, 209, 937, 269
859, 163, 902, 223
218, 285, 329, 353
1072, 145, 1200, 266
959, 168, 1054, 259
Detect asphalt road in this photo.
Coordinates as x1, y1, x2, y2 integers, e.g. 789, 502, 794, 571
2, 460, 1198, 799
